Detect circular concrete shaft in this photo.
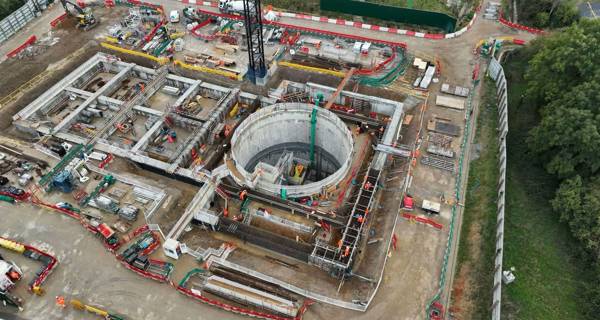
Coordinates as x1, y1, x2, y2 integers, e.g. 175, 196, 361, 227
230, 102, 354, 197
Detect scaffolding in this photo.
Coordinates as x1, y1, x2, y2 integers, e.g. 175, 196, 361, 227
309, 166, 382, 278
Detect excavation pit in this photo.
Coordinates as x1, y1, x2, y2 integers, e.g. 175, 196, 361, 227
230, 102, 354, 197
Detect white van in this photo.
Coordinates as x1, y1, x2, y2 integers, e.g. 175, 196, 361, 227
170, 10, 180, 23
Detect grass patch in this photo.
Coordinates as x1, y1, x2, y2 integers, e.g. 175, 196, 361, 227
452, 79, 498, 318
500, 50, 591, 320
263, 0, 464, 29
265, 0, 454, 15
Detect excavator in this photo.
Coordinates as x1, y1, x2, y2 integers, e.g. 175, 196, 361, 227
60, 0, 99, 31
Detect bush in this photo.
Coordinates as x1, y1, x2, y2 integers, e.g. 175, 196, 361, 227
0, 0, 26, 20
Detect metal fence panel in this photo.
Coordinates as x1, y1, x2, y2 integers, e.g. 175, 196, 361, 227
0, 0, 48, 44
488, 57, 508, 320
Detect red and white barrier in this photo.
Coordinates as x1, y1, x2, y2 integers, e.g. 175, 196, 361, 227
174, 0, 480, 41
498, 16, 544, 34
195, 8, 408, 48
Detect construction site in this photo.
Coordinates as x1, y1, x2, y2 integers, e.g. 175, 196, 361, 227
0, 0, 537, 319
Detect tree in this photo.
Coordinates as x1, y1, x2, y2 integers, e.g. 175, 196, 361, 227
553, 176, 600, 255
516, 0, 579, 28
0, 0, 26, 20
526, 21, 600, 177
521, 18, 600, 317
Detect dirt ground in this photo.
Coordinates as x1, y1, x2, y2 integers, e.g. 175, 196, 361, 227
0, 0, 539, 319
0, 201, 245, 320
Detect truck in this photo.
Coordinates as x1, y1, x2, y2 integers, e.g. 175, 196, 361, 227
0, 256, 24, 310
219, 0, 248, 14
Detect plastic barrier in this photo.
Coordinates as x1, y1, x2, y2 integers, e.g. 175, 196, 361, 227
118, 259, 169, 282
174, 60, 242, 80
100, 42, 170, 64
498, 14, 544, 34
194, 8, 408, 49
401, 213, 443, 230
176, 286, 299, 320
25, 244, 58, 292
0, 191, 31, 202
190, 18, 216, 40
50, 13, 68, 28
181, 0, 480, 41
0, 236, 58, 292
355, 50, 397, 75
6, 35, 37, 58
144, 20, 165, 43
0, 238, 25, 253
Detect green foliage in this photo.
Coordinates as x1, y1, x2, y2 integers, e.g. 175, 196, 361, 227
553, 176, 600, 254
517, 19, 600, 316
0, 0, 25, 20
516, 0, 579, 28
501, 50, 590, 319
526, 20, 600, 178
265, 0, 455, 16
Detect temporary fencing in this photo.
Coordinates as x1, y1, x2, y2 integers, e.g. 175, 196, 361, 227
498, 11, 544, 34
0, 236, 58, 293
357, 49, 409, 87
194, 8, 407, 49
487, 56, 508, 320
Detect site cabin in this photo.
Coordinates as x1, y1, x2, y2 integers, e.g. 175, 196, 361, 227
421, 199, 441, 215
163, 238, 182, 260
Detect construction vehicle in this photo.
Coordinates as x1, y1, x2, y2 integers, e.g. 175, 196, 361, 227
219, 0, 247, 14
60, 0, 99, 31
0, 255, 24, 310
182, 7, 203, 24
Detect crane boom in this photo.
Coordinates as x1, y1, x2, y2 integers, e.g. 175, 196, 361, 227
324, 68, 356, 110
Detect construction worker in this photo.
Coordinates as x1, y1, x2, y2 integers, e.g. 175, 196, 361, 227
239, 189, 248, 201
343, 246, 350, 257
223, 207, 229, 217
337, 239, 343, 249
357, 215, 364, 224
364, 181, 373, 191
55, 296, 66, 308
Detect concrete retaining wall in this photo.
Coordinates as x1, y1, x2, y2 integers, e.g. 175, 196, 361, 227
230, 102, 353, 197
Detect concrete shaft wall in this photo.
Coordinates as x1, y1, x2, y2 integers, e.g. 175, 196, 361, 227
230, 103, 354, 197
